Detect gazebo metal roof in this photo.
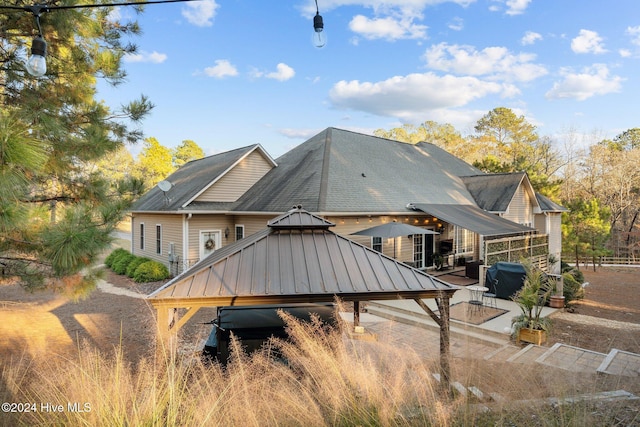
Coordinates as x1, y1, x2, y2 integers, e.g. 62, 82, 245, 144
148, 208, 458, 307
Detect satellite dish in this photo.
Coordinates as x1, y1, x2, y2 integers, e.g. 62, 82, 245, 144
157, 180, 172, 192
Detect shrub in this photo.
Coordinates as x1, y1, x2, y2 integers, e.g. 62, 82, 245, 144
125, 257, 152, 278
133, 261, 170, 283
104, 248, 130, 268
112, 253, 135, 275
562, 271, 585, 304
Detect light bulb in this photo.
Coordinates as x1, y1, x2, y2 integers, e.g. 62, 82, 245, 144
312, 12, 326, 48
26, 36, 47, 77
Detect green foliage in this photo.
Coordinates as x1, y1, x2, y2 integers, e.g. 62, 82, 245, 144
172, 139, 205, 168
105, 248, 130, 268
562, 271, 585, 305
0, 6, 152, 292
111, 253, 135, 275
126, 257, 152, 278
562, 261, 584, 284
511, 262, 553, 336
133, 137, 175, 190
133, 260, 170, 283
562, 198, 611, 268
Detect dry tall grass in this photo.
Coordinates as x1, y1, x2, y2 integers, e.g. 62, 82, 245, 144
1, 310, 638, 426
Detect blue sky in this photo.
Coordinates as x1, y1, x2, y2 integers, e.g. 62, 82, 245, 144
97, 0, 640, 158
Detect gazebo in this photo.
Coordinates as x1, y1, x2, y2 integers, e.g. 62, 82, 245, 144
148, 207, 460, 387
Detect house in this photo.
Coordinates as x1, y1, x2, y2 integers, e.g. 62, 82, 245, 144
129, 127, 565, 275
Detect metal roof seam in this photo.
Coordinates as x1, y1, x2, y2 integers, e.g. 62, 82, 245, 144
297, 231, 312, 294
376, 251, 400, 291
311, 232, 329, 293
334, 236, 361, 293
321, 232, 344, 293
350, 241, 373, 292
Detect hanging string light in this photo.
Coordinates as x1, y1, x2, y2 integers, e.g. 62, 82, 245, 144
2, 0, 328, 77
312, 0, 326, 48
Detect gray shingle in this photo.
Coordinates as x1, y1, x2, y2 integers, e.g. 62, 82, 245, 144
131, 145, 260, 212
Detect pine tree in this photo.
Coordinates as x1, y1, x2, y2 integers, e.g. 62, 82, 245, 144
1, 3, 152, 294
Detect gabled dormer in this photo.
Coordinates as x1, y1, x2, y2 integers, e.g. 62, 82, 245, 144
130, 144, 276, 213
462, 172, 541, 226
189, 145, 276, 205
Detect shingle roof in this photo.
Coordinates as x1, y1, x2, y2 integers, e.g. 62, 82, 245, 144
148, 208, 458, 306
130, 144, 268, 212
536, 193, 569, 212
461, 173, 527, 212
234, 128, 482, 213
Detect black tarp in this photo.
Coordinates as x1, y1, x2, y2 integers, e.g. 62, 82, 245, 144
485, 262, 527, 299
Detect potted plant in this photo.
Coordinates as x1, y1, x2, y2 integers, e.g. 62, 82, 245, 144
511, 262, 553, 345
433, 253, 444, 271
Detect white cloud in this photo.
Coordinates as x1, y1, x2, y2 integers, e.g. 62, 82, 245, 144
488, 0, 531, 15
257, 63, 295, 81
448, 17, 464, 31
521, 31, 542, 45
182, 0, 219, 27
627, 26, 640, 46
123, 51, 167, 64
423, 42, 547, 82
571, 29, 607, 54
545, 64, 623, 101
619, 49, 632, 58
349, 14, 427, 40
329, 72, 514, 121
204, 60, 238, 78
505, 0, 531, 15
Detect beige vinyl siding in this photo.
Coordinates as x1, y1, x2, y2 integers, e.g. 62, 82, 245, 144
503, 184, 533, 226
131, 214, 183, 265
186, 215, 235, 262
195, 151, 273, 202
231, 215, 272, 239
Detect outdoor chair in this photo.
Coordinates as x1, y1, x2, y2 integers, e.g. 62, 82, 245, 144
483, 279, 498, 309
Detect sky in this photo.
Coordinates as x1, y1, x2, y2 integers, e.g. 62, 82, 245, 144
96, 0, 640, 158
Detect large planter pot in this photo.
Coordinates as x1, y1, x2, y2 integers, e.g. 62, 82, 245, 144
549, 295, 565, 308
517, 328, 547, 345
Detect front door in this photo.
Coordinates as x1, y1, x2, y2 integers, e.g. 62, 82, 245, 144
200, 230, 222, 259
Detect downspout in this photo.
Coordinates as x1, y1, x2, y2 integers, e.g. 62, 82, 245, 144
184, 213, 192, 270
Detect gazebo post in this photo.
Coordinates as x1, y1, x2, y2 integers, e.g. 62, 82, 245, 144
414, 296, 452, 395
435, 294, 452, 395
155, 306, 178, 355
353, 300, 360, 328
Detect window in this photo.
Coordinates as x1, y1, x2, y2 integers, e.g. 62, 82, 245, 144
235, 225, 245, 241
139, 223, 145, 250
156, 225, 162, 255
455, 227, 475, 254
413, 234, 424, 268
372, 236, 382, 253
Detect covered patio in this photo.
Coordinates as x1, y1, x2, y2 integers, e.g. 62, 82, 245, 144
148, 207, 459, 389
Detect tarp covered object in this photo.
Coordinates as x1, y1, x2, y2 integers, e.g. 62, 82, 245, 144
485, 262, 526, 299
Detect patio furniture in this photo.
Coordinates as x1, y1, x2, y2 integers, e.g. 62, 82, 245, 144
467, 285, 488, 315
465, 260, 483, 280
483, 279, 498, 309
